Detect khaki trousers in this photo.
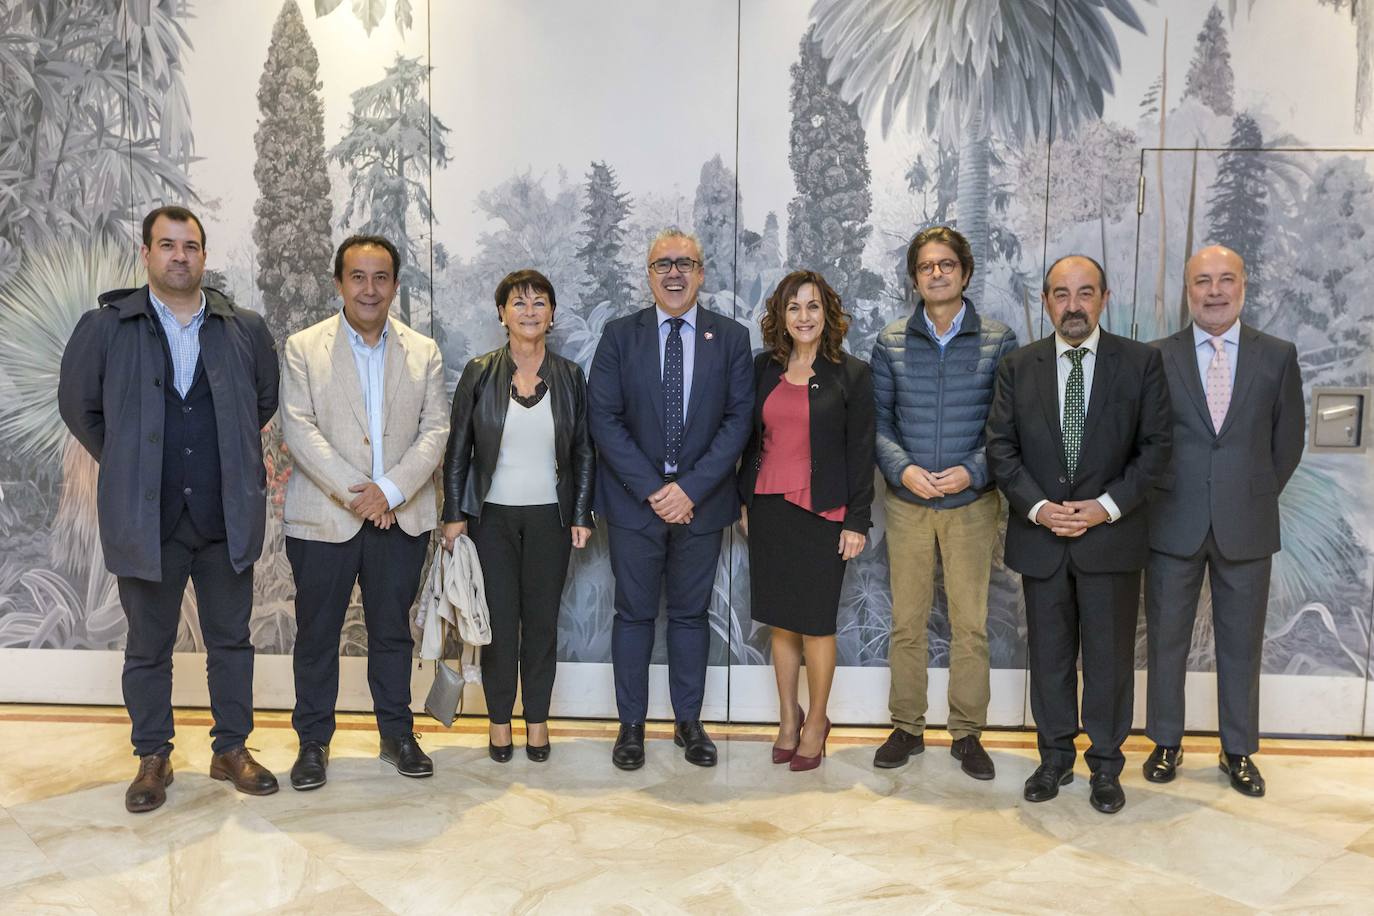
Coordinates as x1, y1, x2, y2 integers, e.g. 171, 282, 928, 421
885, 490, 999, 739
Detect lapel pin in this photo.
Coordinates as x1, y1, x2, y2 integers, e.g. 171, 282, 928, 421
703, 331, 714, 340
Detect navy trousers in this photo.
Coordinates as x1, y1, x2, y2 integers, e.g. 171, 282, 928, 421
607, 520, 723, 724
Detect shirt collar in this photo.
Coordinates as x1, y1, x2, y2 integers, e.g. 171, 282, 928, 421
1193, 321, 1240, 348
656, 303, 697, 331
148, 288, 206, 325
340, 309, 389, 349
923, 301, 966, 338
1055, 324, 1101, 359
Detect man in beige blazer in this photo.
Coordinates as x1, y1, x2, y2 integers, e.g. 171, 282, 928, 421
281, 234, 448, 790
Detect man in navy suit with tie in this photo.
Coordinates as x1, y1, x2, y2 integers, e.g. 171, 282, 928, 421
588, 228, 754, 770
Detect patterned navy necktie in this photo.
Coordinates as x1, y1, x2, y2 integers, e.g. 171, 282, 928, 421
1063, 347, 1086, 481
664, 317, 685, 467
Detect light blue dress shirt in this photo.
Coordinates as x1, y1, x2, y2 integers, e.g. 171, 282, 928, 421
657, 303, 697, 474
1193, 321, 1240, 388
341, 313, 404, 509
923, 302, 966, 351
149, 288, 206, 397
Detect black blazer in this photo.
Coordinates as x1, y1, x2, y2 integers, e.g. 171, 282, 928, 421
441, 344, 595, 527
985, 330, 1172, 578
1148, 323, 1305, 561
738, 350, 876, 533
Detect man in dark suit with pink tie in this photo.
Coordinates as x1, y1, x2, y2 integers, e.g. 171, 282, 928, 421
1142, 245, 1305, 798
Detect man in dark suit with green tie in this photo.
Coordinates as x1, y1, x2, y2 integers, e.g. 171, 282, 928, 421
986, 255, 1172, 814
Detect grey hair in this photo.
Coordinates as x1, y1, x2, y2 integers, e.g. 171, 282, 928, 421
646, 227, 704, 266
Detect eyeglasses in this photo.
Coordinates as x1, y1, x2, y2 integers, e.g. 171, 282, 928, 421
916, 259, 960, 277
649, 257, 702, 275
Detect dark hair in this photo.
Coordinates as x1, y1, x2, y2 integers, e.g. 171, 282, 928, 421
1043, 254, 1108, 295
333, 235, 402, 281
142, 206, 206, 248
494, 269, 557, 319
760, 270, 850, 366
906, 225, 973, 290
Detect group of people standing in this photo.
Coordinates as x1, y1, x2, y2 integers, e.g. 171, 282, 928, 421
58, 205, 1303, 818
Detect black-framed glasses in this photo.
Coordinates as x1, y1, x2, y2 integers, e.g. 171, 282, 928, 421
916, 258, 959, 276
649, 257, 702, 275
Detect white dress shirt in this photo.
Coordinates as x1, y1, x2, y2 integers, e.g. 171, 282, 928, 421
1028, 326, 1122, 526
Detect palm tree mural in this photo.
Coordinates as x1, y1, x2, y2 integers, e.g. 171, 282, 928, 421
810, 0, 1149, 306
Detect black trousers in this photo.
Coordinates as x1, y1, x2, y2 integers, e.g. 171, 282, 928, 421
116, 510, 255, 757
286, 524, 429, 744
1023, 558, 1140, 776
469, 503, 572, 724
1145, 529, 1272, 755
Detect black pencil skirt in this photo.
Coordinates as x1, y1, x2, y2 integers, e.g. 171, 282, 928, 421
748, 494, 847, 637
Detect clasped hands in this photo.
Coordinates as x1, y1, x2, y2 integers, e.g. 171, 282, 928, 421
1034, 499, 1109, 537
650, 481, 693, 525
348, 482, 395, 529
901, 464, 971, 499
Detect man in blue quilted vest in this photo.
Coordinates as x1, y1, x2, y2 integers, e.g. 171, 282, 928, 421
870, 226, 1017, 778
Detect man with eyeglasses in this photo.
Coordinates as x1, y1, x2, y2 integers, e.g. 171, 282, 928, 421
587, 227, 753, 770
870, 226, 1017, 779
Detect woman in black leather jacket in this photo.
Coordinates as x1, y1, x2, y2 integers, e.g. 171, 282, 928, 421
440, 269, 595, 763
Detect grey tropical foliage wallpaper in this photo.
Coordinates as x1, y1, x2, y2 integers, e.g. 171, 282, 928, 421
0, 1, 1369, 710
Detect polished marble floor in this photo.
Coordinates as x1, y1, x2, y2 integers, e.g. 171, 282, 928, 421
0, 705, 1371, 914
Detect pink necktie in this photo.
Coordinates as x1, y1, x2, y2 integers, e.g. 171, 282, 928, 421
1205, 337, 1231, 432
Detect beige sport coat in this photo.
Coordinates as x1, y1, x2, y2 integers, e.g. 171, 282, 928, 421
281, 312, 448, 543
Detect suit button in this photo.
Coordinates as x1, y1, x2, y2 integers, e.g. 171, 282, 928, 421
1058, 476, 1067, 484
183, 448, 193, 456
184, 487, 192, 496
145, 490, 155, 500
182, 406, 192, 414
148, 433, 159, 443
153, 377, 162, 387
1212, 442, 1220, 450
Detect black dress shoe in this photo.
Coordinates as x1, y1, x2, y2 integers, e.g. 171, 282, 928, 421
873, 728, 924, 769
612, 723, 645, 771
380, 734, 433, 778
526, 742, 551, 762
488, 742, 514, 763
674, 720, 718, 767
950, 735, 995, 780
1023, 763, 1073, 802
290, 741, 329, 791
125, 753, 173, 813
1219, 752, 1265, 797
1089, 772, 1126, 814
1143, 745, 1182, 783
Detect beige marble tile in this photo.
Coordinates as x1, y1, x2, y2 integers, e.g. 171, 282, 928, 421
1347, 823, 1374, 858
1070, 803, 1344, 909
0, 873, 99, 915
658, 835, 935, 914
971, 844, 1259, 915
260, 882, 394, 915
0, 810, 57, 889
1263, 850, 1374, 913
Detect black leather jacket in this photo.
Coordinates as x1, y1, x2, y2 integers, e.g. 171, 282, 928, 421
441, 344, 595, 527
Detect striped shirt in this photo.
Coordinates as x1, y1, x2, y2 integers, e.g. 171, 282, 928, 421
149, 289, 207, 397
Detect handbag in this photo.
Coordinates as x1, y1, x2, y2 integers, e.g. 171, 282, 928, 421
424, 636, 480, 728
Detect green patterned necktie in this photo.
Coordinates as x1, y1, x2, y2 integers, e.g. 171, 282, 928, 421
1063, 348, 1087, 481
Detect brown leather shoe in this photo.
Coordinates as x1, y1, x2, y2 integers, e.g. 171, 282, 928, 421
209, 746, 279, 796
125, 753, 173, 813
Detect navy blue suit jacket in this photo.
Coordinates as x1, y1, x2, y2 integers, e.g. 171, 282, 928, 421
588, 304, 754, 532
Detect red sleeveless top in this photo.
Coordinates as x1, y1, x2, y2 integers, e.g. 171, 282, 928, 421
754, 378, 846, 522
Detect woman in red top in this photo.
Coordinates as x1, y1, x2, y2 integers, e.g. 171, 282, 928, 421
738, 271, 875, 770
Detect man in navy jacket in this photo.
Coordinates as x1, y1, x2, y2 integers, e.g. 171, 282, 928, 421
587, 228, 753, 770
870, 226, 1017, 779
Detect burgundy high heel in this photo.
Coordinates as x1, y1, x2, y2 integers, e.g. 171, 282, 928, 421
789, 717, 831, 771
772, 704, 806, 764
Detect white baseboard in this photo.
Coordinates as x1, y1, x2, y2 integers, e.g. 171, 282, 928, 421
0, 649, 1366, 735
